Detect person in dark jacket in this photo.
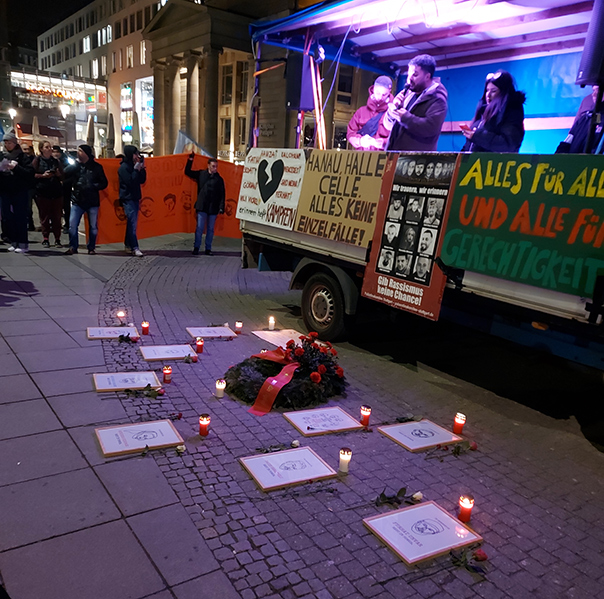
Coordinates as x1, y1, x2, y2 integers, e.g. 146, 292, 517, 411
118, 145, 147, 257
52, 145, 73, 234
184, 155, 225, 255
64, 144, 108, 255
33, 141, 64, 248
0, 128, 35, 252
382, 54, 448, 152
461, 70, 526, 153
347, 76, 393, 151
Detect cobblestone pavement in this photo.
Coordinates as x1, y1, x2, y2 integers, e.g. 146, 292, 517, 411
1, 234, 604, 599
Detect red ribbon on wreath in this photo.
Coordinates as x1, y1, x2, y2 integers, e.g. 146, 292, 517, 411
248, 348, 299, 416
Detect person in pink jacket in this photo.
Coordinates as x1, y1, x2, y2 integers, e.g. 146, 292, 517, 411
347, 76, 393, 151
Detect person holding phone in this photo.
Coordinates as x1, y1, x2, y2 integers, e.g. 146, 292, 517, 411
460, 70, 526, 153
118, 145, 147, 256
33, 141, 64, 248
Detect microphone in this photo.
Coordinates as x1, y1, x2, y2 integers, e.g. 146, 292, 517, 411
394, 84, 410, 108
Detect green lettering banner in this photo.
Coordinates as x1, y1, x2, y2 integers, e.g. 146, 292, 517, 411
442, 153, 604, 298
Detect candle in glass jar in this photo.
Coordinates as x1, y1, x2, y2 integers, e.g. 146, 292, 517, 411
215, 379, 226, 398
268, 316, 275, 331
235, 321, 243, 334
453, 412, 466, 435
195, 337, 204, 353
162, 366, 172, 383
141, 321, 150, 335
360, 405, 372, 427
339, 447, 352, 473
199, 414, 211, 437
458, 494, 474, 523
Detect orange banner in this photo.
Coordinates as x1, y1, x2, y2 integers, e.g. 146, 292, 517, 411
96, 153, 243, 245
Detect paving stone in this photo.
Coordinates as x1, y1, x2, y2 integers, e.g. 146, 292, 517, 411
0, 398, 62, 440
47, 391, 128, 427
171, 570, 240, 599
0, 373, 43, 404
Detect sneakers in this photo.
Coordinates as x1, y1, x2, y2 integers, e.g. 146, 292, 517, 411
14, 246, 29, 253
64, 248, 78, 255
192, 247, 199, 255
42, 239, 50, 248
55, 240, 63, 248
205, 249, 213, 256
88, 249, 96, 255
7, 245, 15, 252
133, 248, 143, 257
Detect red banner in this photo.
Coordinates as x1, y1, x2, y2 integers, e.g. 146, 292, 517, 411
248, 362, 300, 416
95, 154, 243, 245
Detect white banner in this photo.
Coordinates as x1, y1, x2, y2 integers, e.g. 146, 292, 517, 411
236, 148, 306, 230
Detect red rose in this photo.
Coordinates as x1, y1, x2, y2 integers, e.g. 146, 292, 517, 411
286, 339, 295, 349
469, 441, 478, 451
330, 348, 338, 356
310, 372, 321, 383
317, 364, 326, 374
130, 336, 139, 343
294, 347, 304, 357
285, 351, 293, 361
325, 341, 333, 348
311, 342, 320, 349
473, 549, 488, 562
309, 332, 319, 339
157, 388, 165, 396
336, 366, 344, 378
299, 335, 308, 341
319, 347, 328, 354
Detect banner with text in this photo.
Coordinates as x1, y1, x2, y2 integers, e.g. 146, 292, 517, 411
96, 154, 243, 245
441, 153, 604, 298
293, 150, 392, 248
362, 153, 459, 320
236, 148, 306, 230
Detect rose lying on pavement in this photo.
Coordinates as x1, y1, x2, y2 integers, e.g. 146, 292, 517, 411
473, 549, 488, 561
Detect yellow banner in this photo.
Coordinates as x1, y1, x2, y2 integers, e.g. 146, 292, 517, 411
293, 150, 391, 248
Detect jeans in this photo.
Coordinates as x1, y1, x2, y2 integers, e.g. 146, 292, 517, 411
0, 191, 29, 246
194, 212, 217, 251
122, 200, 139, 250
69, 204, 98, 251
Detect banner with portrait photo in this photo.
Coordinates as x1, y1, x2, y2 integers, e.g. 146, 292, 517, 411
236, 148, 306, 230
96, 154, 243, 245
293, 150, 394, 248
361, 153, 459, 320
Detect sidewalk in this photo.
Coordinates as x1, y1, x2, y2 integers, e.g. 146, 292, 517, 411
1, 233, 603, 599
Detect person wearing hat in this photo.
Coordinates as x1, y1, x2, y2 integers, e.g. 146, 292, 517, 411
118, 145, 146, 257
0, 128, 35, 252
460, 70, 526, 153
347, 75, 394, 151
63, 144, 108, 255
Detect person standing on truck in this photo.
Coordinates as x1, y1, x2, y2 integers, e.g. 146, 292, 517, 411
347, 76, 393, 151
460, 70, 526, 153
382, 54, 448, 152
185, 155, 225, 256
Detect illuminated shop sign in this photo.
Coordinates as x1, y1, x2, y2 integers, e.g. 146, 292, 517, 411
25, 83, 85, 102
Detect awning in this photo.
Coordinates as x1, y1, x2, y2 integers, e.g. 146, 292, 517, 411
251, 0, 592, 75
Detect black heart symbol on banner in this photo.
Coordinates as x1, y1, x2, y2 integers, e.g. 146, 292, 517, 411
258, 159, 285, 203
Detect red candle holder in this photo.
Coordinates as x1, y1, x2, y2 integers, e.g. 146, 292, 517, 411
458, 494, 474, 523
360, 405, 371, 427
235, 321, 243, 334
199, 414, 211, 437
162, 366, 172, 384
141, 321, 150, 335
453, 412, 466, 435
195, 338, 204, 353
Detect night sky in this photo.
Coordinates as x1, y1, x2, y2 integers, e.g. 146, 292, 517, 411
8, 0, 95, 49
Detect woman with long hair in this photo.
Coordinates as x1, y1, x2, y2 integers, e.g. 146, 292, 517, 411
461, 70, 526, 153
33, 141, 64, 248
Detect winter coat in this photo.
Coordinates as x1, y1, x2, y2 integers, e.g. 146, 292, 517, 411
65, 159, 108, 209
184, 158, 225, 215
32, 155, 63, 198
555, 110, 603, 154
462, 91, 526, 153
0, 146, 35, 196
118, 153, 147, 202
384, 82, 448, 152
347, 86, 394, 150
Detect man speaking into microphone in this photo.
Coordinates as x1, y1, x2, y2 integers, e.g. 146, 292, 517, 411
382, 54, 448, 152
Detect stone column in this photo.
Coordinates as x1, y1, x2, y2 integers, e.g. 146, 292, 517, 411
152, 59, 167, 156
166, 56, 182, 154
203, 45, 221, 158
185, 51, 201, 143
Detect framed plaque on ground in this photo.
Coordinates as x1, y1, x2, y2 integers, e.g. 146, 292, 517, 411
87, 327, 139, 339
95, 420, 184, 457
378, 420, 462, 452
284, 406, 363, 436
93, 371, 161, 392
140, 345, 196, 361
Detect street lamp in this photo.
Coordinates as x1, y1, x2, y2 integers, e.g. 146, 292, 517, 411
59, 104, 71, 151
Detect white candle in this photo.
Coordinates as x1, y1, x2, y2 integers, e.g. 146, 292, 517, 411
339, 448, 352, 473
268, 316, 275, 331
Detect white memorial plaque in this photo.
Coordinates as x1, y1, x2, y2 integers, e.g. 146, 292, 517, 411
239, 446, 337, 491
87, 327, 139, 339
378, 420, 462, 452
284, 407, 363, 436
93, 371, 161, 392
186, 326, 236, 339
252, 329, 306, 348
95, 420, 184, 457
236, 148, 306, 230
140, 345, 196, 361
364, 501, 482, 565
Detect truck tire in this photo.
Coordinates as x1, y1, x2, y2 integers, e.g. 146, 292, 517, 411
301, 273, 346, 341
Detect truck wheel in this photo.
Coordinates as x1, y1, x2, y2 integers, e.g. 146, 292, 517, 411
302, 273, 346, 341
